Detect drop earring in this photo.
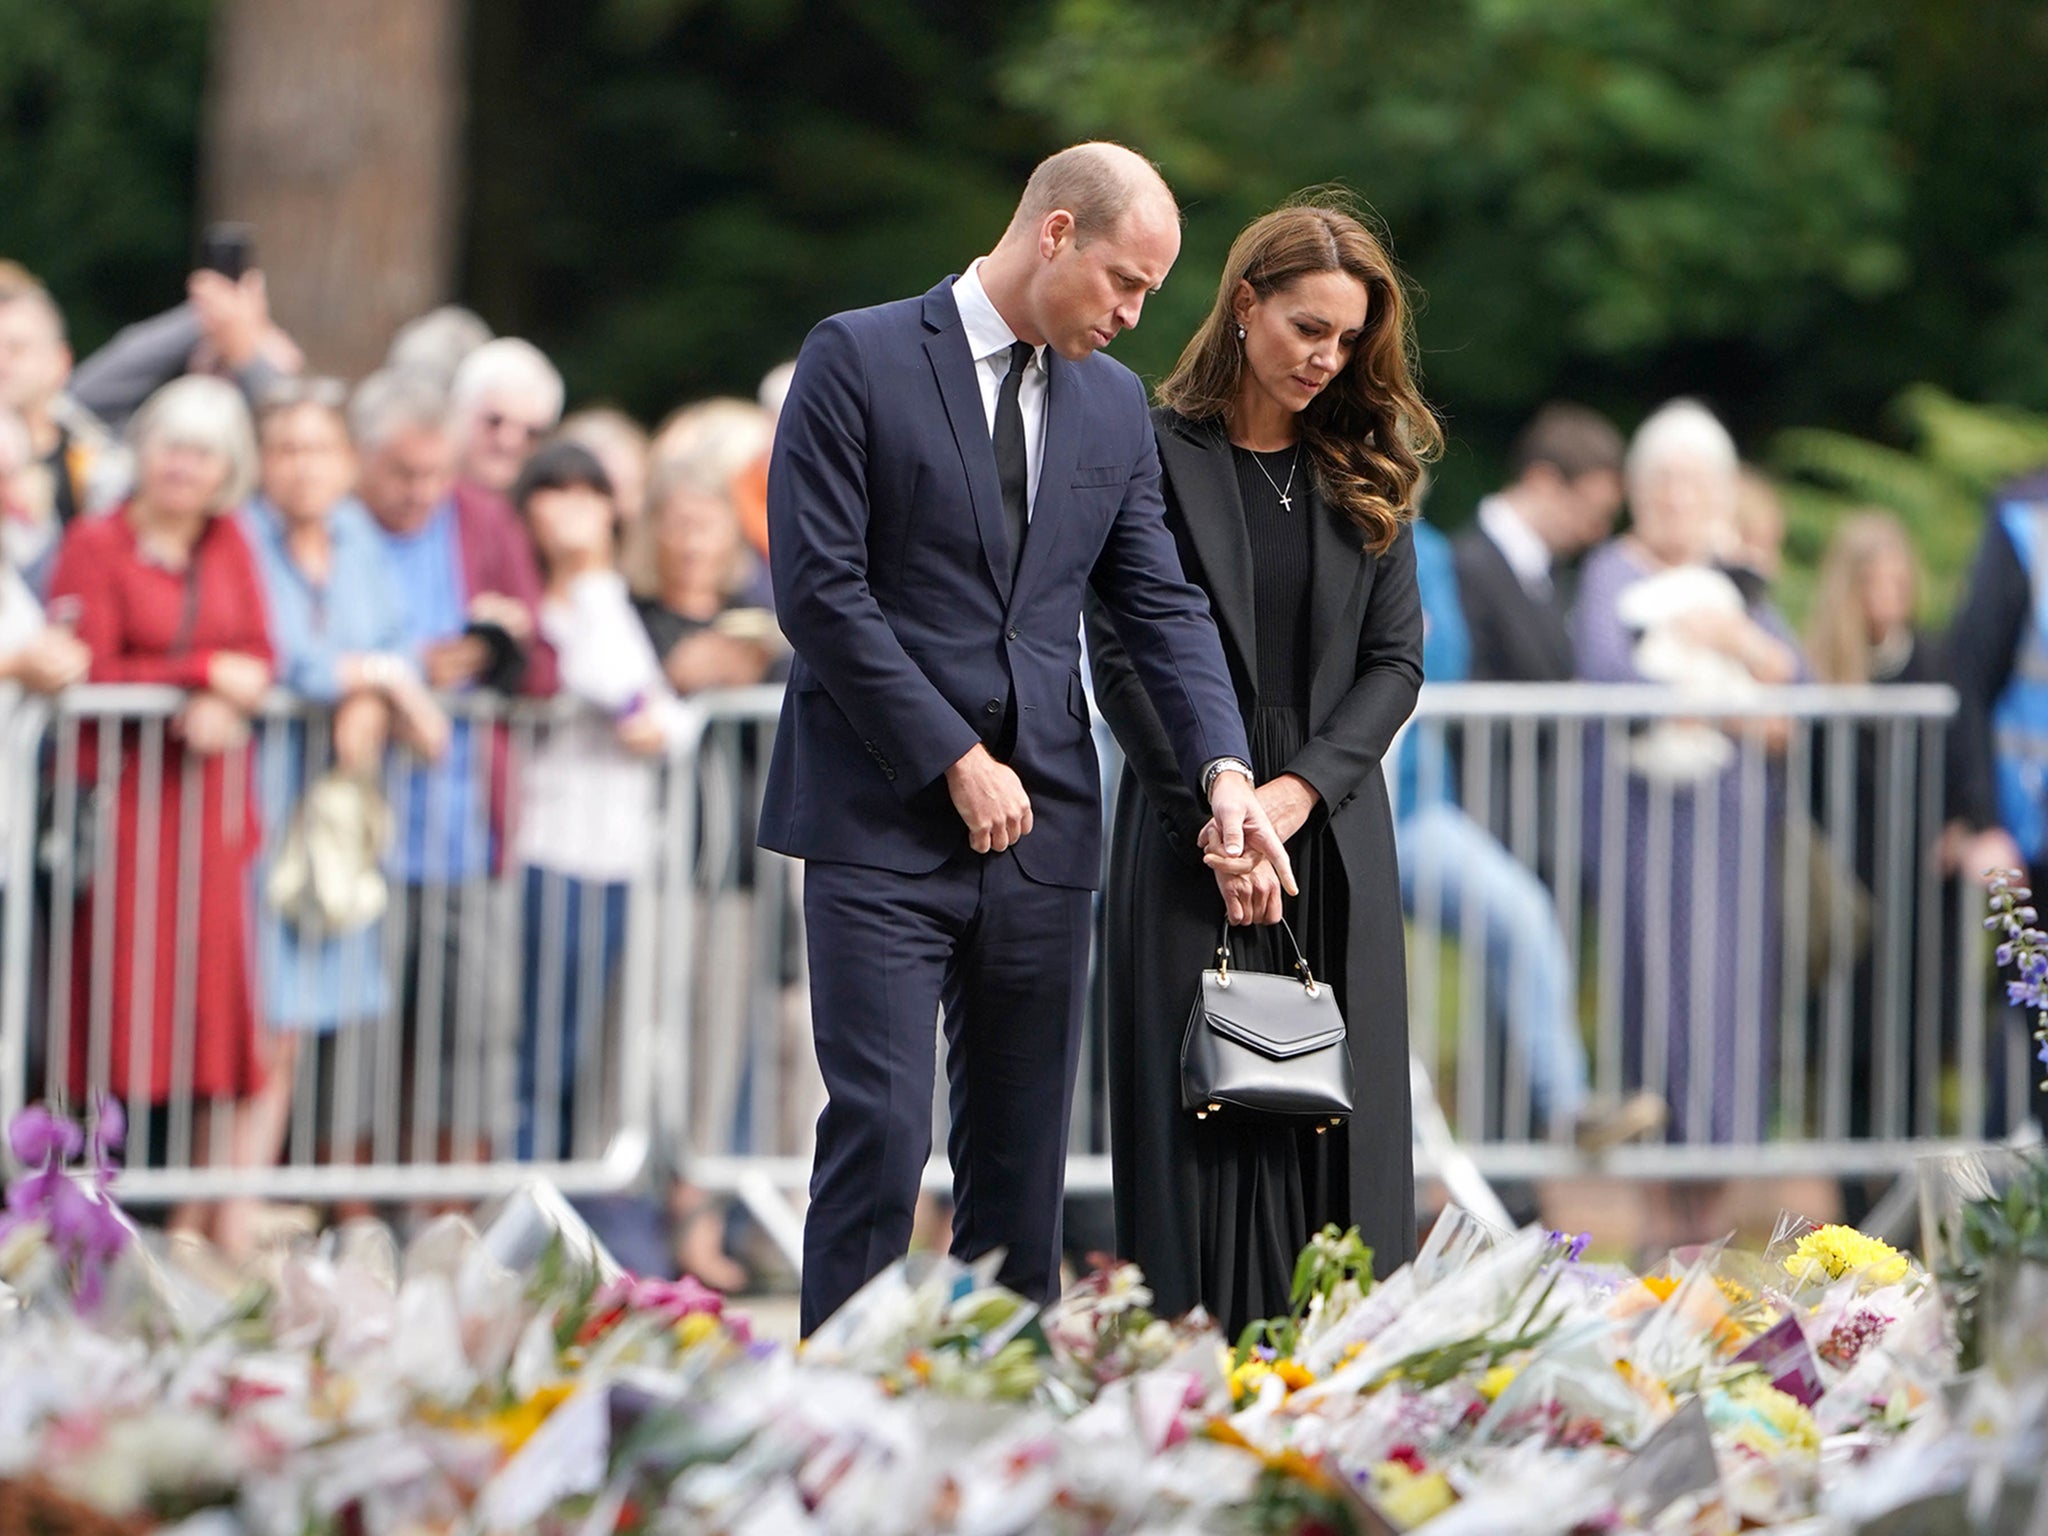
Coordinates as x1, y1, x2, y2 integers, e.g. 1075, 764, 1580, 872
1235, 324, 1246, 341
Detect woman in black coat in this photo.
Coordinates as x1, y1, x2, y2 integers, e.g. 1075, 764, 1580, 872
1087, 198, 1440, 1335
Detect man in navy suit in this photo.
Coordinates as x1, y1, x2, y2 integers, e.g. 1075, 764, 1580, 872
763, 143, 1293, 1332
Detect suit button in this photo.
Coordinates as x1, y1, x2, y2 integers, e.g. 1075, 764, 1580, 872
985, 699, 1001, 714
1006, 627, 1019, 641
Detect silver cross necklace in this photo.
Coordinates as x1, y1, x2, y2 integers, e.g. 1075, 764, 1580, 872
1247, 443, 1301, 511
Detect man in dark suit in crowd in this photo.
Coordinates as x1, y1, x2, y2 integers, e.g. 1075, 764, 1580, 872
762, 142, 1292, 1334
1453, 402, 1625, 684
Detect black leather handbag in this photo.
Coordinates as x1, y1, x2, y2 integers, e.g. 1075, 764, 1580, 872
1180, 921, 1353, 1125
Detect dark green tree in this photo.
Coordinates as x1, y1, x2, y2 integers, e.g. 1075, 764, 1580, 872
0, 0, 211, 349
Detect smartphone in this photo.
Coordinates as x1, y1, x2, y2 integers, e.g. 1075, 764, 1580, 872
198, 222, 255, 281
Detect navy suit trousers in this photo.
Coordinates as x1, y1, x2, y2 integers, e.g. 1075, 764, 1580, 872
799, 849, 1092, 1334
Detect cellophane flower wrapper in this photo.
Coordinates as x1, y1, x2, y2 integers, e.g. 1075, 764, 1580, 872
1296, 1226, 1566, 1405
1471, 1312, 1661, 1451
1419, 1441, 1622, 1535
1625, 1241, 1751, 1394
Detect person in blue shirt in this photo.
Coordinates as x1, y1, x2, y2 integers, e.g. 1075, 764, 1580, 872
231, 380, 449, 1239
1397, 517, 1660, 1149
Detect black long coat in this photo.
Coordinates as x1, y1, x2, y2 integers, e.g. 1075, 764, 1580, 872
1086, 407, 1424, 1329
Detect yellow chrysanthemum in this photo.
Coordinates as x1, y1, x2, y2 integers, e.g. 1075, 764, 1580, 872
1477, 1363, 1519, 1402
1274, 1359, 1315, 1391
676, 1311, 721, 1349
1783, 1225, 1909, 1288
1640, 1274, 1681, 1301
1372, 1463, 1457, 1529
1713, 1276, 1755, 1306
1723, 1378, 1820, 1455
479, 1382, 576, 1453
1230, 1356, 1314, 1405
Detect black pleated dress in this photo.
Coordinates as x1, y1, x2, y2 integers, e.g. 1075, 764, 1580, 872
1099, 442, 1416, 1339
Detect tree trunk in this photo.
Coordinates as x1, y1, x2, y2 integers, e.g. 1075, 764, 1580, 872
202, 0, 467, 379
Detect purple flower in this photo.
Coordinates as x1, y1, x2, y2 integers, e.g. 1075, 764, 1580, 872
1999, 944, 2018, 968
1568, 1232, 1592, 1262
7, 1105, 83, 1169
46, 1176, 127, 1264
90, 1099, 125, 1163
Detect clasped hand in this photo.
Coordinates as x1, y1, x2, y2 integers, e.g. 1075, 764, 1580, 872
1202, 772, 1314, 926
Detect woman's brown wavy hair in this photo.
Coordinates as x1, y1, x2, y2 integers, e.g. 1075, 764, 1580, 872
1157, 196, 1441, 553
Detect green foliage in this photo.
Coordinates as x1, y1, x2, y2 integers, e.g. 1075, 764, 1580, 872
463, 0, 1050, 419
0, 0, 211, 351
1940, 1152, 2048, 1371
1005, 0, 1917, 514
1770, 386, 2048, 626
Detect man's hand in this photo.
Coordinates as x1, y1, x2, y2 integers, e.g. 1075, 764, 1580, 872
188, 270, 271, 373
423, 636, 488, 690
1942, 822, 2026, 886
1216, 857, 1285, 926
206, 650, 272, 713
1201, 769, 1297, 895
945, 743, 1032, 855
468, 593, 533, 645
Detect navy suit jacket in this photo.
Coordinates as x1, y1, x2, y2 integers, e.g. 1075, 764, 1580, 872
760, 278, 1250, 889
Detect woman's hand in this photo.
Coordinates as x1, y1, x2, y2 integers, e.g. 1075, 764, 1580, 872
175, 691, 250, 756
10, 629, 90, 694
206, 651, 272, 713
664, 631, 771, 695
1216, 857, 1286, 926
1256, 773, 1320, 845
332, 691, 391, 777
616, 704, 668, 757
1671, 608, 1797, 684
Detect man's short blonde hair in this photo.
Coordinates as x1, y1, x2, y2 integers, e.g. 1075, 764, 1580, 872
1005, 141, 1177, 243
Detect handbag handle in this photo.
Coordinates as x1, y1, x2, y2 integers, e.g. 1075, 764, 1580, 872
1215, 919, 1320, 997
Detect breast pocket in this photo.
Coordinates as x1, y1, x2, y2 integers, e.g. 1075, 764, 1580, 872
1070, 464, 1129, 491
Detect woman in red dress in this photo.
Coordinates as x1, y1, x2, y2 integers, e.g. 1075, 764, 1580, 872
47, 376, 275, 1227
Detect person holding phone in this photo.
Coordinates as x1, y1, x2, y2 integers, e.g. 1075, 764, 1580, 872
68, 223, 305, 436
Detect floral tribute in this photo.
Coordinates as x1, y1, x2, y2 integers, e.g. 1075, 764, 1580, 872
0, 1108, 1997, 1536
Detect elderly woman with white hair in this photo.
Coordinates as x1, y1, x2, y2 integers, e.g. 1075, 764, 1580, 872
45, 375, 276, 1235
1574, 399, 1804, 1154
449, 337, 564, 499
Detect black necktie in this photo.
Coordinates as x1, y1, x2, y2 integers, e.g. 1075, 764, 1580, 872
993, 340, 1033, 581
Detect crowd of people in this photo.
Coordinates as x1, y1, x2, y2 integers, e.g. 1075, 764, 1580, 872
4, 166, 2046, 1314
0, 258, 789, 1278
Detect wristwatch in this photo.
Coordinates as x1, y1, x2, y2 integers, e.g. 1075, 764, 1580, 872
1202, 757, 1255, 800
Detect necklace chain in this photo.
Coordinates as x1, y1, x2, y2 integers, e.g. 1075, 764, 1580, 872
1246, 443, 1301, 511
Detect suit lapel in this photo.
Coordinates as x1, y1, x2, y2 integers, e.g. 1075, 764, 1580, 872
1010, 348, 1082, 609
1307, 481, 1369, 720
1160, 416, 1258, 692
920, 283, 1012, 603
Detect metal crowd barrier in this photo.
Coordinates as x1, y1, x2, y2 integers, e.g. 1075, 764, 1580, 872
1392, 681, 1999, 1179
0, 680, 2020, 1231
0, 686, 663, 1202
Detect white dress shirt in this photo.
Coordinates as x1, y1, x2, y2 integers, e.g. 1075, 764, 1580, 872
952, 260, 1048, 517
1477, 493, 1554, 597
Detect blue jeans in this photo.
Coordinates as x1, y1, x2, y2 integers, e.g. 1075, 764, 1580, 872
1397, 801, 1588, 1127
516, 868, 629, 1161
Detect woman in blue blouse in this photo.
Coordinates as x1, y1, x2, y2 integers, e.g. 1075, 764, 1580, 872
234, 380, 448, 1224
